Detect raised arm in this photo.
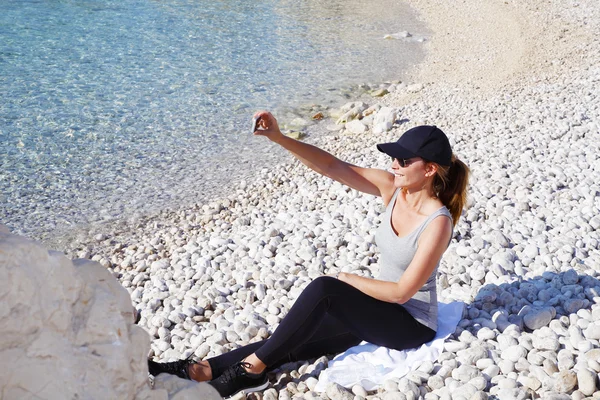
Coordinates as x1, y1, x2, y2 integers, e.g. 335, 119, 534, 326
254, 111, 395, 198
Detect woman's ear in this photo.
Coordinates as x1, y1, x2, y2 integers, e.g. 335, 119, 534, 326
425, 163, 438, 177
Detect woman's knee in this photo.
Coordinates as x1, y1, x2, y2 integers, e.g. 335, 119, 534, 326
304, 276, 340, 296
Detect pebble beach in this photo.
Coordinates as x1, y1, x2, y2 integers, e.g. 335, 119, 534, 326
58, 0, 600, 399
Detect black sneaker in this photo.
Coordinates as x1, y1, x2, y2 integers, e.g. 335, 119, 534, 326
148, 355, 194, 380
208, 361, 268, 398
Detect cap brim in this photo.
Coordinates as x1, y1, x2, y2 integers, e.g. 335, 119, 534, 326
376, 142, 418, 159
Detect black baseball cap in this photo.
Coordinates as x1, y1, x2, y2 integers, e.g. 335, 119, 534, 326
376, 125, 452, 166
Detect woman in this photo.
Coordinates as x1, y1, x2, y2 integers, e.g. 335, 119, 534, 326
149, 111, 469, 398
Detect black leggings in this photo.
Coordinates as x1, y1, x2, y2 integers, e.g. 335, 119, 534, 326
207, 276, 436, 378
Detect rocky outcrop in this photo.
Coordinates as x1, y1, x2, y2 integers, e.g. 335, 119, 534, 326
0, 230, 220, 400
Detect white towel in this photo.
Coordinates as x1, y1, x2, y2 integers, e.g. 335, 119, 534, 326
314, 301, 464, 392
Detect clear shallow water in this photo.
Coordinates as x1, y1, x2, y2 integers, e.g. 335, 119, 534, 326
0, 0, 426, 242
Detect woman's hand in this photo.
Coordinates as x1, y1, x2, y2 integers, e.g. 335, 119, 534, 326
253, 111, 285, 143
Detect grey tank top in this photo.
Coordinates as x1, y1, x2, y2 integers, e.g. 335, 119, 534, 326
375, 188, 453, 331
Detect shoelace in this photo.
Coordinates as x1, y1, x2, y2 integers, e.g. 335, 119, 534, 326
161, 354, 194, 377
219, 361, 254, 383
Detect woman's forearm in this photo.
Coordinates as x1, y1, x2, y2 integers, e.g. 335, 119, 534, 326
338, 273, 409, 304
273, 135, 340, 177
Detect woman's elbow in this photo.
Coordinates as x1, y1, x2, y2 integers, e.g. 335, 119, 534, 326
393, 284, 413, 304
392, 291, 409, 304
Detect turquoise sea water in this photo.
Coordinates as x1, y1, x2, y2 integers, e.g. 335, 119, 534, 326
0, 0, 425, 242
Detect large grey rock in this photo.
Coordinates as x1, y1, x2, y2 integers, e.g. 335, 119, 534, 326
0, 232, 221, 400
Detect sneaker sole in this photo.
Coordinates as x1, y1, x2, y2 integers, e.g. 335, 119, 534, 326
226, 381, 270, 399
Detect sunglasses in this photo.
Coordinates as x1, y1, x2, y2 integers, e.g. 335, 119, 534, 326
390, 156, 420, 167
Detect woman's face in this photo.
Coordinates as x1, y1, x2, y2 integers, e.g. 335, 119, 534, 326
390, 157, 432, 189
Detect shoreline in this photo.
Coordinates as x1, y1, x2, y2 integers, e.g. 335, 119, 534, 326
38, 78, 408, 254
23, 0, 600, 398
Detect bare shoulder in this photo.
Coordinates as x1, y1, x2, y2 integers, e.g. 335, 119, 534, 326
418, 212, 453, 247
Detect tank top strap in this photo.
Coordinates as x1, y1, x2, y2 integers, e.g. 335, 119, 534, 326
386, 188, 402, 211
413, 207, 453, 243
383, 188, 403, 217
